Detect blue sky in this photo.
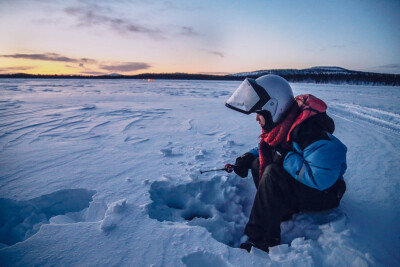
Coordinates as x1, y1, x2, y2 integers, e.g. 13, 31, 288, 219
0, 0, 399, 74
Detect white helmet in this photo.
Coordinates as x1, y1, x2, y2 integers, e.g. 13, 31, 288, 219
226, 74, 294, 124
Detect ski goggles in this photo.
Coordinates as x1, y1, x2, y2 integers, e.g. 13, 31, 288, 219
225, 78, 271, 114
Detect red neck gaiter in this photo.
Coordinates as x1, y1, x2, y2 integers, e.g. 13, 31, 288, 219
258, 104, 299, 181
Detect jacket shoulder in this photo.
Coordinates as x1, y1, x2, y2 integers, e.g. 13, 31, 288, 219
290, 113, 335, 150
303, 134, 347, 157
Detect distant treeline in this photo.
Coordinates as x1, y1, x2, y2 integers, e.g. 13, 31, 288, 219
244, 72, 400, 86
1, 72, 399, 86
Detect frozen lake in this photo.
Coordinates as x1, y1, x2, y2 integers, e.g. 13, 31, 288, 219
0, 79, 399, 266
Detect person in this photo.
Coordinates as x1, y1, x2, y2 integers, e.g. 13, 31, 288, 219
225, 74, 347, 252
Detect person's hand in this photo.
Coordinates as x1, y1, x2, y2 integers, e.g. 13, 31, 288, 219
234, 153, 255, 178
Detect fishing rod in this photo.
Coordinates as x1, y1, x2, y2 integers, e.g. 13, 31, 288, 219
200, 164, 236, 174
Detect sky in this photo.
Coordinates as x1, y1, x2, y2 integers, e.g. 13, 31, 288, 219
0, 0, 399, 75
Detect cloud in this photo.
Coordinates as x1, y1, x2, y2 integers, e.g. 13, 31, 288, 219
99, 62, 151, 72
180, 26, 198, 37
80, 58, 97, 64
1, 53, 97, 64
207, 51, 224, 58
1, 52, 151, 73
198, 49, 224, 58
64, 5, 163, 39
2, 53, 77, 62
0, 66, 36, 73
63, 2, 201, 40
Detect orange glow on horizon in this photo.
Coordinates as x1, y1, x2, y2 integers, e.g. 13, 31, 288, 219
0, 58, 196, 75
0, 57, 313, 76
0, 59, 233, 75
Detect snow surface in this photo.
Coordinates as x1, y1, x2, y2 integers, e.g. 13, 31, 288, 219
0, 79, 399, 266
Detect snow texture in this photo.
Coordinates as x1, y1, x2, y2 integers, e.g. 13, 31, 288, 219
100, 199, 127, 233
0, 79, 399, 266
0, 189, 96, 246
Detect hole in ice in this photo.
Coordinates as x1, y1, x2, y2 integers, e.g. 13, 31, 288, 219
182, 209, 212, 221
147, 176, 255, 248
0, 189, 96, 246
165, 198, 185, 210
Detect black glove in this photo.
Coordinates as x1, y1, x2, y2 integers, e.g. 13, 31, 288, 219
234, 153, 255, 178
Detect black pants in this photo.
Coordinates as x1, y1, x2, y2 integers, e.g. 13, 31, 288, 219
245, 158, 346, 244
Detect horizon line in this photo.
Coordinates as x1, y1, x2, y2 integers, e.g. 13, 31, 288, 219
1, 66, 400, 77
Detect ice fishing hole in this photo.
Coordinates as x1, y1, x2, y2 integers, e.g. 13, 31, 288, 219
146, 176, 255, 248
182, 210, 212, 221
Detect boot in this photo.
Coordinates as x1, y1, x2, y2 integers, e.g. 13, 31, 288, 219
239, 238, 280, 253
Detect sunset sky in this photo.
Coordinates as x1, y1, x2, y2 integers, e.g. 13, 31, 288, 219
0, 0, 399, 75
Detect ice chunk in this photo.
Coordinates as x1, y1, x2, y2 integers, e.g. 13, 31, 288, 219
100, 199, 127, 233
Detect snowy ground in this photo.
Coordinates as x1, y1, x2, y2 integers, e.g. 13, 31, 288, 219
0, 79, 399, 266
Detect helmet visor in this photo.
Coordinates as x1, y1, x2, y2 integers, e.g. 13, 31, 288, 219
225, 78, 270, 114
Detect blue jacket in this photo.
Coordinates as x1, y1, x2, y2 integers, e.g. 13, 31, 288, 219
248, 133, 347, 191
283, 133, 347, 190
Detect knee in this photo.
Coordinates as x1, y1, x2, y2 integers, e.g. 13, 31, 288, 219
259, 163, 290, 188
261, 163, 281, 179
